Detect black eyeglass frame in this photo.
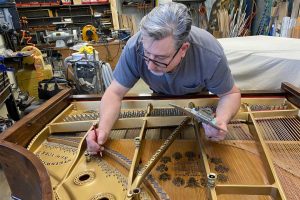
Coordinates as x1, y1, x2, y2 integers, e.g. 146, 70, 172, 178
136, 40, 181, 68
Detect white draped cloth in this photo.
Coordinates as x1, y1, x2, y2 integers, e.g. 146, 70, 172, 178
218, 36, 300, 90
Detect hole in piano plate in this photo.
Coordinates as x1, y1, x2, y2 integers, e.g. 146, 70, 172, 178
133, 188, 141, 194
74, 170, 95, 185
79, 174, 90, 181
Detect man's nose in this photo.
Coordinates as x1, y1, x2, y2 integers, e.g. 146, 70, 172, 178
147, 60, 157, 70
146, 54, 156, 68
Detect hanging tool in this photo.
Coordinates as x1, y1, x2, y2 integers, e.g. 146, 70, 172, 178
20, 17, 34, 46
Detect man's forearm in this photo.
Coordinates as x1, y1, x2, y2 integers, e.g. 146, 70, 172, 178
216, 92, 241, 124
98, 92, 122, 135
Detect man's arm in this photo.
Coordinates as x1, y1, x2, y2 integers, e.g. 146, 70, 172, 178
203, 84, 241, 141
86, 80, 130, 154
216, 84, 241, 124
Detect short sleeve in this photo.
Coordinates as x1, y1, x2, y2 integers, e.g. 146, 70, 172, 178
113, 43, 140, 88
205, 55, 234, 94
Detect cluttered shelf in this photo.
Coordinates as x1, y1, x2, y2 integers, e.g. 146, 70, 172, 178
16, 2, 110, 8
17, 3, 112, 28
26, 15, 95, 19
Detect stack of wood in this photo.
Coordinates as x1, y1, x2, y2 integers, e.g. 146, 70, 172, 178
214, 0, 255, 38
292, 17, 300, 38
269, 0, 300, 38
118, 14, 137, 35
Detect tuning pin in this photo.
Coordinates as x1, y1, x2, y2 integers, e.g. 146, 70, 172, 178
85, 151, 91, 162
207, 173, 217, 188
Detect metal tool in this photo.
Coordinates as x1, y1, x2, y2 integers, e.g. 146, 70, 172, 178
169, 103, 228, 133
44, 30, 74, 47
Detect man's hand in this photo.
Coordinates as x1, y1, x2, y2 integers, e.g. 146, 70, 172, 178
202, 120, 228, 141
86, 128, 108, 156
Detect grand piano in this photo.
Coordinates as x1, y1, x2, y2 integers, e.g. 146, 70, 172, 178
0, 82, 299, 200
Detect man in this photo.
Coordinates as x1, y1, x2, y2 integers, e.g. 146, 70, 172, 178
86, 2, 241, 155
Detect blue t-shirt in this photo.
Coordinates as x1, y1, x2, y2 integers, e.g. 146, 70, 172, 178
113, 26, 234, 95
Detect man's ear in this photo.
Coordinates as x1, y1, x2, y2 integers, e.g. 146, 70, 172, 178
180, 42, 190, 57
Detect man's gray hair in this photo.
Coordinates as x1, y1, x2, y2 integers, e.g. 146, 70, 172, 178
140, 2, 192, 49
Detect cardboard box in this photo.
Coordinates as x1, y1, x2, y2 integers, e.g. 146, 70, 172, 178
16, 65, 53, 99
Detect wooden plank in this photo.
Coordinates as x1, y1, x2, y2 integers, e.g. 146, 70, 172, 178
291, 0, 300, 19
278, 2, 288, 24
110, 0, 119, 30
119, 14, 137, 35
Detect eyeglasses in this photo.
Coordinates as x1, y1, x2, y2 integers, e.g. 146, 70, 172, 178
136, 41, 181, 68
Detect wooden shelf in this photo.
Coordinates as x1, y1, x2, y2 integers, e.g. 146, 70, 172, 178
17, 2, 112, 29
16, 3, 110, 9
17, 0, 119, 40
26, 17, 61, 20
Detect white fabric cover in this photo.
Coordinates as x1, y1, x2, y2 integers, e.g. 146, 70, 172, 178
218, 36, 300, 90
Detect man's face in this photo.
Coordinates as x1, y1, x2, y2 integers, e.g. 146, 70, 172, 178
141, 35, 185, 76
